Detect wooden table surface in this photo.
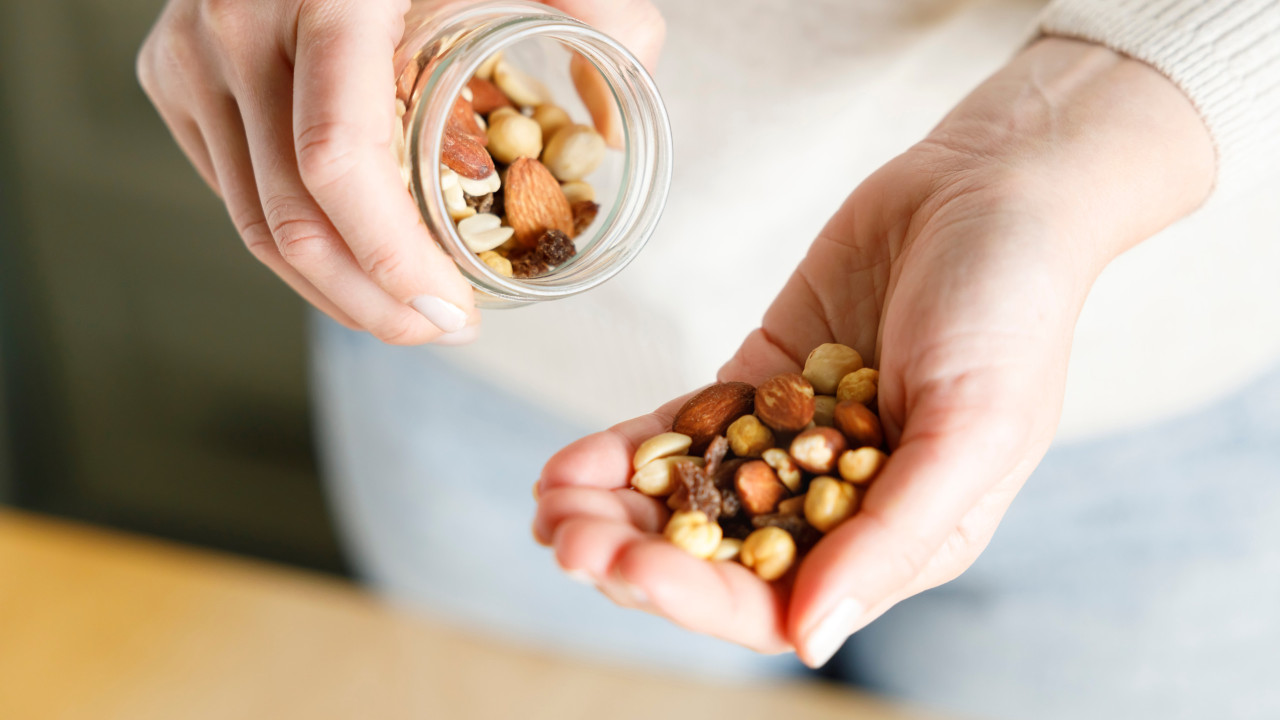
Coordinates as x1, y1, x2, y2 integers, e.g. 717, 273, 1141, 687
0, 510, 939, 720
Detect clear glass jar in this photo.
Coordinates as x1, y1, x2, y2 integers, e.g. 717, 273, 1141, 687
392, 1, 673, 308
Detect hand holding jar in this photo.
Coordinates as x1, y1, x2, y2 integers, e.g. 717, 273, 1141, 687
136, 0, 667, 345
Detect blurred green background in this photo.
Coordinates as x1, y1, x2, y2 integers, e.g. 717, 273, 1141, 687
0, 0, 347, 574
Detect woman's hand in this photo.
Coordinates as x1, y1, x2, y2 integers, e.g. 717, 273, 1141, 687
533, 37, 1215, 664
137, 0, 664, 344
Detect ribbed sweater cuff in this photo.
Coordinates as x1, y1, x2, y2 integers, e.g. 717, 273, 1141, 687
1039, 0, 1280, 198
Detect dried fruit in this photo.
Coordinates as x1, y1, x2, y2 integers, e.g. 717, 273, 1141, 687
703, 435, 730, 478
571, 200, 600, 236
671, 382, 756, 454
802, 344, 864, 395
668, 460, 722, 522
833, 400, 884, 449
789, 427, 848, 475
735, 461, 788, 516
754, 373, 815, 432
504, 157, 575, 247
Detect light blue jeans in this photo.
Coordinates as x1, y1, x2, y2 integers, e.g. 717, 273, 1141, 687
311, 314, 1280, 715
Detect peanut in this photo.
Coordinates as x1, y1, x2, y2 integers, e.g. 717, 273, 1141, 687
633, 432, 694, 470
803, 344, 864, 395
478, 250, 513, 277
664, 510, 723, 559
711, 538, 743, 562
457, 213, 515, 253
631, 456, 704, 497
804, 477, 859, 533
494, 59, 551, 107
740, 527, 796, 581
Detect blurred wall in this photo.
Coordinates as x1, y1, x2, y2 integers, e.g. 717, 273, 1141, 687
0, 0, 347, 573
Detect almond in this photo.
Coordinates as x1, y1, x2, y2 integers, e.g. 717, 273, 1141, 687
735, 461, 788, 516
833, 400, 883, 449
504, 157, 574, 247
671, 381, 756, 454
467, 77, 513, 115
441, 127, 495, 181
754, 373, 815, 432
447, 95, 486, 142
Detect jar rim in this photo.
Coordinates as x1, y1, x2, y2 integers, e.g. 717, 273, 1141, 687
405, 3, 673, 305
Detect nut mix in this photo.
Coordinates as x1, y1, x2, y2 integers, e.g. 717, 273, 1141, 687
628, 343, 890, 582
407, 51, 608, 279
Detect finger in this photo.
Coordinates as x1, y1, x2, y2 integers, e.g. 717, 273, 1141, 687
293, 0, 477, 336
536, 392, 691, 494
614, 538, 792, 653
717, 328, 806, 385
235, 53, 449, 344
788, 393, 1032, 668
543, 0, 665, 71
195, 92, 362, 330
534, 486, 668, 544
159, 108, 221, 195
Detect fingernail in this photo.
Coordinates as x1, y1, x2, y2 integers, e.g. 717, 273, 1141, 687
802, 598, 863, 668
566, 569, 595, 585
434, 324, 480, 346
410, 295, 468, 333
532, 481, 540, 501
618, 580, 648, 606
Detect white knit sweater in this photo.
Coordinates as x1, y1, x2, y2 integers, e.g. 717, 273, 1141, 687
1040, 0, 1280, 195
407, 0, 1280, 444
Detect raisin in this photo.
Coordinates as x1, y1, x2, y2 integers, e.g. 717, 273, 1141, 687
510, 252, 549, 278
465, 192, 494, 214
537, 229, 576, 265
703, 436, 729, 477
719, 514, 754, 541
571, 200, 599, 236
753, 513, 823, 553
669, 460, 721, 522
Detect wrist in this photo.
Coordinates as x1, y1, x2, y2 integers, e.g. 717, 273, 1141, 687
919, 36, 1215, 273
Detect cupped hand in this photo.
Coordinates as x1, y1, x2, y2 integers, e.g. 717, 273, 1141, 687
137, 0, 664, 344
534, 37, 1215, 664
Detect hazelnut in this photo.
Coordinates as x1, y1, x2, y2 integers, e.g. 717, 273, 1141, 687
777, 494, 807, 516
838, 447, 888, 485
837, 368, 879, 405
478, 250, 513, 277
762, 448, 803, 493
833, 400, 884, 448
802, 344, 864, 395
532, 103, 573, 144
631, 455, 704, 497
664, 510, 723, 559
542, 124, 607, 182
813, 395, 837, 427
754, 373, 816, 432
632, 432, 694, 470
804, 477, 859, 533
711, 538, 743, 562
735, 461, 789, 516
789, 427, 848, 475
486, 112, 543, 165
727, 414, 774, 457
560, 180, 596, 205
494, 58, 551, 107
740, 527, 797, 581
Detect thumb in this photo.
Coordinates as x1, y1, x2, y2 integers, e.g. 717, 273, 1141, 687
542, 0, 666, 71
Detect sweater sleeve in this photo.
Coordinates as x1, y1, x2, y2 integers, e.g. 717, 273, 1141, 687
1038, 0, 1280, 197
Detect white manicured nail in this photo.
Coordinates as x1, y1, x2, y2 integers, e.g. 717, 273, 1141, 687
434, 325, 480, 346
566, 569, 595, 585
802, 598, 863, 668
410, 296, 468, 333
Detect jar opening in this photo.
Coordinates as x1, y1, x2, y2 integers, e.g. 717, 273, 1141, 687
404, 4, 672, 306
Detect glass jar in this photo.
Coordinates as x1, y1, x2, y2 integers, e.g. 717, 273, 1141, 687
392, 1, 673, 308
